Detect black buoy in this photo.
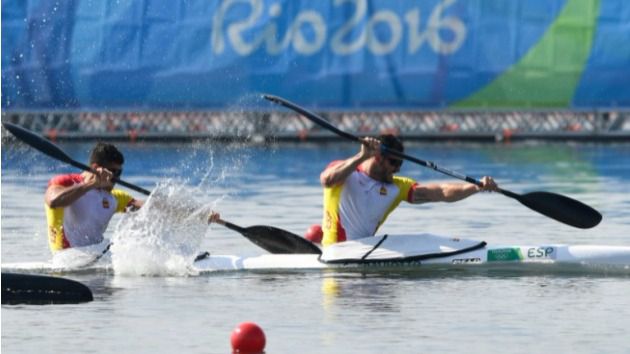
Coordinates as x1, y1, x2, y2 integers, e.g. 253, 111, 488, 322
2, 273, 93, 305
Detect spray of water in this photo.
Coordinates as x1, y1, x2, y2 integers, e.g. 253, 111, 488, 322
107, 96, 262, 276
110, 181, 213, 276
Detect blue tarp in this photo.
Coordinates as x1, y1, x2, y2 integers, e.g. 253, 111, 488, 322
2, 0, 629, 110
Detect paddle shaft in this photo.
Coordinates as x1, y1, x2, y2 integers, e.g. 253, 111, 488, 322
263, 95, 489, 186
65, 158, 151, 196
212, 218, 246, 234
3, 122, 151, 196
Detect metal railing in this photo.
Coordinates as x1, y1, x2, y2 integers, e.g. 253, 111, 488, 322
2, 110, 629, 142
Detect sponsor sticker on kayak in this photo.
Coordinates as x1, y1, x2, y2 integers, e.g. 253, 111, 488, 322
487, 248, 524, 262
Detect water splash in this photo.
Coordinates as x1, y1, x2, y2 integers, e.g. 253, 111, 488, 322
107, 134, 257, 276
110, 181, 213, 276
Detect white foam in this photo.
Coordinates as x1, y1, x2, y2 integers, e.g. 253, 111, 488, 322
110, 182, 213, 276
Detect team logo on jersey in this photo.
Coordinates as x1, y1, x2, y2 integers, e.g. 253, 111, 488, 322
102, 198, 110, 209
379, 186, 388, 195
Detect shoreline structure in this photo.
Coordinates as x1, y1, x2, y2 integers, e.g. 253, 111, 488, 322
2, 110, 629, 142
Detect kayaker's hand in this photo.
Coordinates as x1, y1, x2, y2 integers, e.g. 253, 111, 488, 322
96, 167, 114, 189
359, 137, 381, 159
478, 176, 498, 192
83, 167, 113, 190
207, 211, 221, 224
82, 172, 99, 189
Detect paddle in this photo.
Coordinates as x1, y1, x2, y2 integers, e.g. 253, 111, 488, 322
2, 272, 93, 305
2, 122, 151, 195
211, 217, 322, 255
263, 94, 603, 229
2, 121, 319, 254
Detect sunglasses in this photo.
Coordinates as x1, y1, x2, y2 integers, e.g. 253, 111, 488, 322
386, 157, 403, 168
109, 168, 123, 178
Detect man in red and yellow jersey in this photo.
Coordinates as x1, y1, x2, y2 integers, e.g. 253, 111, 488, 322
319, 135, 498, 247
45, 143, 144, 252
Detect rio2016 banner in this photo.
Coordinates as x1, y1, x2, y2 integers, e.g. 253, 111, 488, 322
1, 0, 628, 111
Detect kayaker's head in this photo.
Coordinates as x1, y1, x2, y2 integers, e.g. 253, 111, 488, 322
89, 142, 124, 188
370, 134, 404, 182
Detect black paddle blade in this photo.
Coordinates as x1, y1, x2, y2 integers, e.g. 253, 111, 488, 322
515, 191, 602, 229
2, 272, 93, 305
221, 221, 321, 254
242, 226, 322, 255
2, 122, 83, 168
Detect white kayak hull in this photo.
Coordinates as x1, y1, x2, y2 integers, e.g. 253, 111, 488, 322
193, 245, 630, 272
3, 234, 630, 275
195, 233, 630, 273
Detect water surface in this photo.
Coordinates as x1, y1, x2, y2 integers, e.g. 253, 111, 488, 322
2, 141, 630, 354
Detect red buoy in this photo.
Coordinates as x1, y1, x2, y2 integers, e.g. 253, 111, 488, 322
304, 224, 323, 244
231, 322, 266, 353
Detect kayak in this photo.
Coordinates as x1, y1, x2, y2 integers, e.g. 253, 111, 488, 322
3, 234, 630, 275
194, 234, 630, 274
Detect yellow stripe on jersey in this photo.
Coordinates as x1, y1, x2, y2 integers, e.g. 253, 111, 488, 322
112, 189, 134, 213
45, 205, 67, 252
322, 184, 344, 247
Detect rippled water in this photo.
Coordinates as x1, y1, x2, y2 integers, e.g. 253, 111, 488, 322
2, 141, 630, 354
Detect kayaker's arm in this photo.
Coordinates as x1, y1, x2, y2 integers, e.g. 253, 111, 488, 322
320, 137, 380, 187
45, 170, 109, 208
45, 184, 92, 208
410, 176, 498, 204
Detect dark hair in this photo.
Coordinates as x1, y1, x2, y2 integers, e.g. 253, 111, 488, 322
89, 142, 124, 165
378, 134, 404, 153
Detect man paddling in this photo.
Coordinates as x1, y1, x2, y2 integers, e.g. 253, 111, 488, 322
45, 143, 143, 252
319, 135, 498, 247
